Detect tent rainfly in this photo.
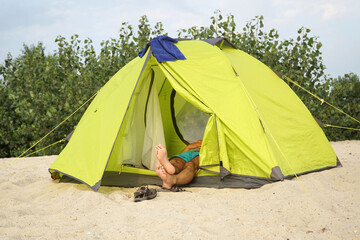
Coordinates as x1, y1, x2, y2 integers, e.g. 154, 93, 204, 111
49, 37, 340, 191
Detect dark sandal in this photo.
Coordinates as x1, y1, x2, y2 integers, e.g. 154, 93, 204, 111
134, 185, 157, 202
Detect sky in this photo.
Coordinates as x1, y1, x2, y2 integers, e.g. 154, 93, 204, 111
0, 0, 359, 77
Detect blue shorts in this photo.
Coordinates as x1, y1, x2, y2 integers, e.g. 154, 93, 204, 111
170, 150, 199, 162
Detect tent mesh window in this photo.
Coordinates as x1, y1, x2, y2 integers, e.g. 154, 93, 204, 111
172, 90, 209, 144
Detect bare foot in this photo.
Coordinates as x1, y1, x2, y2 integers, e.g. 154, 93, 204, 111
154, 144, 175, 174
156, 164, 175, 189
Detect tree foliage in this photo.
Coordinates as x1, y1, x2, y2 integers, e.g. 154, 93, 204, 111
321, 73, 360, 140
0, 12, 359, 158
0, 16, 166, 157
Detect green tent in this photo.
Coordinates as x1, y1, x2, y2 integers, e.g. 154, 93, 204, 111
49, 38, 340, 191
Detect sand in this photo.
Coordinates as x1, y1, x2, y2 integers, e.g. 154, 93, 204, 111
0, 140, 359, 239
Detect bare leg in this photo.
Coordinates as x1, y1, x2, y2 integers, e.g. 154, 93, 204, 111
173, 156, 199, 185
156, 164, 175, 189
154, 144, 176, 174
169, 158, 186, 174
156, 156, 199, 189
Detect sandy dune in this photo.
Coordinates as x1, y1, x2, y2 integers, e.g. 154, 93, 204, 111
0, 140, 359, 239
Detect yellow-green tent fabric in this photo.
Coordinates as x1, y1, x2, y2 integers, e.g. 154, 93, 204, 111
49, 38, 339, 191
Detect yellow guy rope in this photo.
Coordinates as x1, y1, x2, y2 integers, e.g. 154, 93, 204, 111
17, 91, 98, 158
324, 124, 360, 131
0, 91, 98, 169
0, 139, 65, 169
21, 139, 66, 158
283, 75, 360, 126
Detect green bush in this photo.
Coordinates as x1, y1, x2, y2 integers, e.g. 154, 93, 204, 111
0, 12, 359, 158
321, 73, 360, 140
0, 16, 166, 157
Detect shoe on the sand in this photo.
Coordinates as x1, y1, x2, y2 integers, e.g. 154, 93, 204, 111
133, 185, 157, 202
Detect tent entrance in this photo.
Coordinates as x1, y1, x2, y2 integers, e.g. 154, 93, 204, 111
106, 64, 211, 172
142, 67, 210, 168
